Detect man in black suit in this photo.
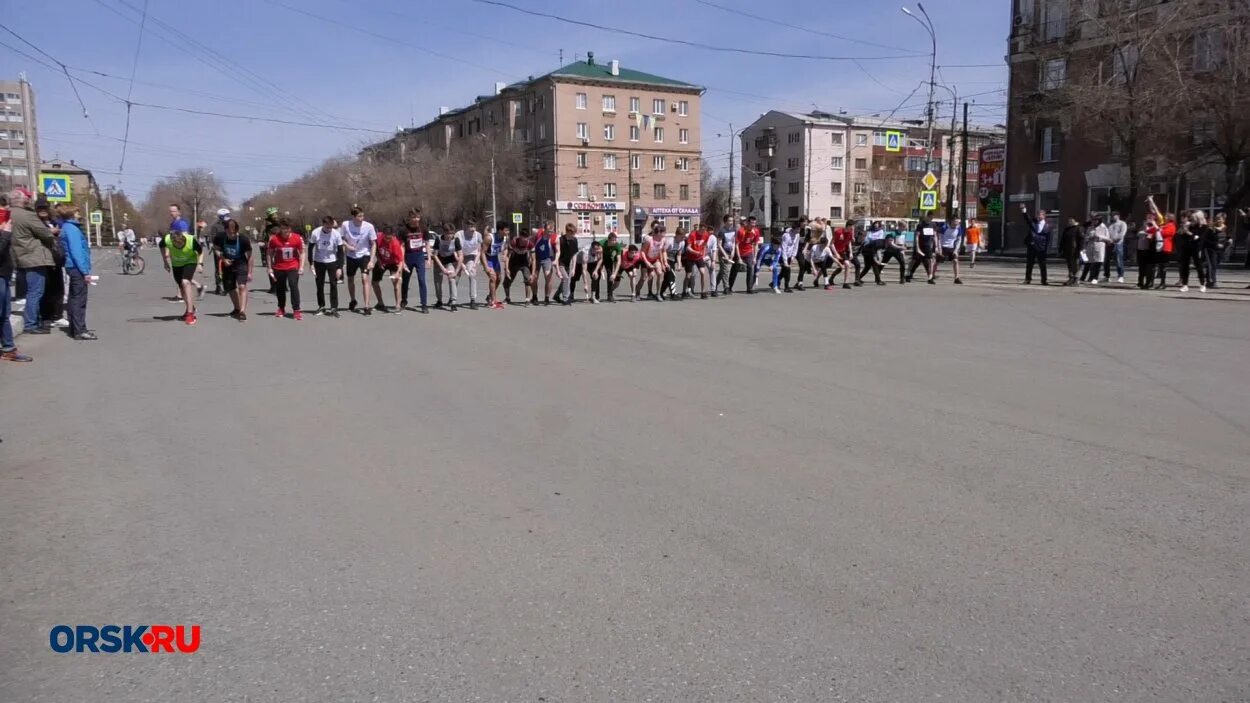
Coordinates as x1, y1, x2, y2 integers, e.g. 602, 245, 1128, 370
1020, 204, 1052, 285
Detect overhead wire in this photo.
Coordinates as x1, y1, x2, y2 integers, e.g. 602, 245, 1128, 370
0, 23, 99, 135
117, 0, 148, 174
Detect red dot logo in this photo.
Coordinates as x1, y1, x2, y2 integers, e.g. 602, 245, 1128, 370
141, 633, 155, 647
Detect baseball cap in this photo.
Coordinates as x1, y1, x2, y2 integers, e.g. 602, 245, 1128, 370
170, 219, 191, 233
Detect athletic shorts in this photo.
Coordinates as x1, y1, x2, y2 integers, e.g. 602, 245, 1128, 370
918, 238, 936, 256
346, 256, 371, 277
371, 264, 399, 282
486, 257, 501, 273
171, 263, 197, 283
538, 259, 554, 274
221, 265, 249, 291
684, 257, 708, 270
941, 247, 957, 261
508, 257, 531, 279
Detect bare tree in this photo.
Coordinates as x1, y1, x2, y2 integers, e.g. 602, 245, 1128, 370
141, 168, 228, 233
700, 170, 730, 226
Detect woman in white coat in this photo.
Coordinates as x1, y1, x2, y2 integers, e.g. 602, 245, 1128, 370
1080, 214, 1110, 284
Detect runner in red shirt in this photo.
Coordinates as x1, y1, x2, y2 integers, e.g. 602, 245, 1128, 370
371, 227, 407, 313
683, 224, 711, 299
619, 244, 644, 301
832, 225, 855, 289
733, 216, 762, 293
267, 220, 305, 320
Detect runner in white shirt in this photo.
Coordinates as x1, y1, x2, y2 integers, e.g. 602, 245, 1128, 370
307, 216, 345, 316
456, 221, 483, 310
340, 207, 378, 313
937, 217, 964, 285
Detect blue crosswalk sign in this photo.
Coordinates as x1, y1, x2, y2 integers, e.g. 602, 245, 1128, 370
919, 190, 939, 211
39, 174, 72, 203
885, 131, 903, 153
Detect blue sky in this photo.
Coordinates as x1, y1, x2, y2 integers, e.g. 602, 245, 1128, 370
3, 0, 1008, 204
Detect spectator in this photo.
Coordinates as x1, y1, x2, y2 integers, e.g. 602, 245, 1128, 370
34, 199, 68, 330
57, 203, 96, 340
1019, 204, 1052, 285
0, 194, 32, 361
1204, 212, 1227, 290
7, 188, 58, 336
1081, 214, 1109, 284
1059, 217, 1083, 286
1106, 212, 1127, 283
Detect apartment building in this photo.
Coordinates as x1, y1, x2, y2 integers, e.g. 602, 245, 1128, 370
0, 77, 40, 190
1006, 0, 1243, 249
741, 110, 1002, 227
365, 54, 704, 237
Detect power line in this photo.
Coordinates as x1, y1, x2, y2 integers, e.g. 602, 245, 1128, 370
470, 0, 925, 62
0, 23, 99, 134
692, 0, 917, 54
118, 0, 149, 174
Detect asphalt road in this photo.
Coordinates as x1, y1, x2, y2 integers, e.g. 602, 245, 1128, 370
2, 259, 1248, 702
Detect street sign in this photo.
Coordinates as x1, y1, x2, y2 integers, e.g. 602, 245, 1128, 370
39, 174, 72, 203
89, 210, 103, 225
885, 131, 903, 153
921, 171, 938, 190
919, 190, 939, 211
511, 212, 524, 224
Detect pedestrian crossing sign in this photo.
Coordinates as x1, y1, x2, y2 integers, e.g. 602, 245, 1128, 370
39, 174, 72, 203
89, 210, 103, 225
919, 190, 939, 211
885, 131, 903, 153
512, 212, 524, 224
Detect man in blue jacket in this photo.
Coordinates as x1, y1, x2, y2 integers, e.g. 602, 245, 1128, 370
58, 203, 96, 340
1020, 204, 1052, 285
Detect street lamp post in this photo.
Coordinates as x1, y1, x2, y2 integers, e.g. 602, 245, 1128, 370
903, 5, 937, 175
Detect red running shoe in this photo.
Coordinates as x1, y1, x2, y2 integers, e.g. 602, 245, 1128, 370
292, 311, 303, 321
275, 308, 285, 319
185, 312, 197, 325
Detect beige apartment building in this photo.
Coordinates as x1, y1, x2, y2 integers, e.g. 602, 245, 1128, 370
0, 77, 40, 191
365, 54, 704, 238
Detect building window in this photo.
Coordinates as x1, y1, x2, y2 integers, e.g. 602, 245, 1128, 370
576, 92, 587, 110
677, 157, 690, 171
576, 122, 589, 140
831, 133, 843, 145
677, 100, 689, 116
1111, 44, 1139, 84
678, 216, 692, 231
604, 153, 617, 170
577, 212, 593, 232
830, 156, 843, 169
679, 128, 689, 144
892, 180, 906, 193
537, 95, 544, 112
788, 131, 801, 144
577, 182, 589, 198
630, 125, 640, 141
654, 183, 667, 199
603, 94, 616, 112
831, 182, 842, 195
1110, 133, 1125, 156
854, 158, 868, 170
576, 152, 588, 168
631, 183, 641, 199
787, 157, 800, 169
630, 96, 641, 113
631, 154, 641, 170
654, 126, 664, 143
604, 182, 618, 198
906, 156, 927, 172
787, 206, 800, 219
1194, 28, 1224, 72
604, 124, 616, 141
653, 155, 665, 171
1040, 58, 1066, 90
787, 182, 801, 194
652, 98, 665, 115
855, 134, 868, 146
873, 131, 888, 146
1040, 0, 1067, 41
853, 182, 867, 195
538, 123, 546, 141
1192, 118, 1216, 146
830, 206, 843, 218
1039, 124, 1060, 162
680, 184, 690, 200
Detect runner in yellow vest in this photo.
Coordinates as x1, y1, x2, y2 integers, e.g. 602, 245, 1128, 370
160, 216, 205, 325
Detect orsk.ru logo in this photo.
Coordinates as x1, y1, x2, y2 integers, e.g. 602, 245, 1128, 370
49, 625, 201, 653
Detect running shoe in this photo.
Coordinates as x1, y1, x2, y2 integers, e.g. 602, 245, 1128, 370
238, 312, 248, 321
1, 349, 33, 362
185, 312, 197, 325
51, 318, 69, 328
74, 331, 99, 341
275, 308, 285, 318
293, 311, 303, 321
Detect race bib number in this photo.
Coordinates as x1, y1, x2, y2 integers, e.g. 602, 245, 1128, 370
408, 236, 423, 250
280, 247, 295, 261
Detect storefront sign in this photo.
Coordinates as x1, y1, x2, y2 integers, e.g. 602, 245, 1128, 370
647, 206, 701, 216
978, 144, 1006, 217
555, 200, 624, 212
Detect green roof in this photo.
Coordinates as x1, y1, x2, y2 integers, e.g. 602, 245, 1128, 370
544, 60, 701, 90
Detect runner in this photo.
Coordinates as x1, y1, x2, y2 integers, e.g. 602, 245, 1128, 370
706, 225, 721, 297
504, 227, 535, 305
212, 218, 255, 321
793, 218, 813, 291
434, 223, 463, 311
831, 221, 855, 289
880, 229, 909, 284
757, 236, 784, 293
938, 217, 964, 285
401, 209, 431, 313
208, 208, 231, 295
965, 219, 982, 268
640, 224, 668, 300
533, 226, 557, 305
663, 227, 685, 299
457, 219, 483, 310
266, 220, 305, 320
856, 220, 887, 285
308, 216, 344, 316
717, 215, 737, 295
371, 226, 406, 313
556, 224, 581, 305
585, 239, 604, 303
160, 217, 204, 325
600, 231, 624, 302
484, 221, 508, 309
619, 244, 644, 301
735, 216, 762, 294
684, 224, 711, 299
341, 207, 378, 314
780, 219, 802, 293
809, 236, 834, 290
906, 216, 938, 284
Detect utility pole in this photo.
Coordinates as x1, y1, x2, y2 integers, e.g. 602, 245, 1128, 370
903, 5, 938, 174
490, 152, 497, 232
107, 185, 117, 243
805, 127, 812, 217
763, 171, 773, 231
959, 102, 969, 230
727, 124, 735, 219
945, 92, 958, 220
627, 148, 635, 242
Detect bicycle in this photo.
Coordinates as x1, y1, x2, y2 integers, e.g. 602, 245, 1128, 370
121, 246, 146, 275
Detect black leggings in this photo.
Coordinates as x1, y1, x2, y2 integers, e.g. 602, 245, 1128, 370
273, 269, 301, 311
1153, 252, 1172, 286
1178, 247, 1206, 286
314, 261, 340, 310
1080, 261, 1100, 282
780, 263, 792, 289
